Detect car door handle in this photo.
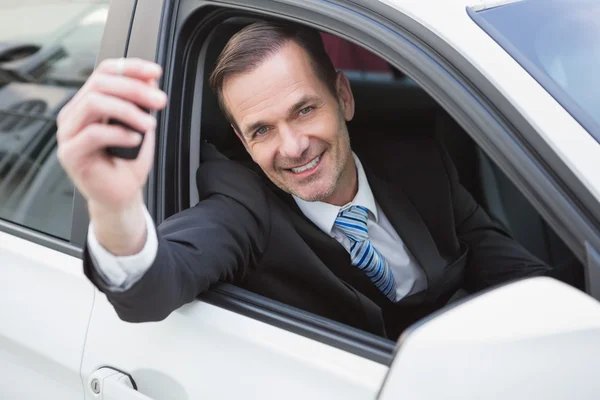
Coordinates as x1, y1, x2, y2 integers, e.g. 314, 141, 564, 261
88, 367, 153, 400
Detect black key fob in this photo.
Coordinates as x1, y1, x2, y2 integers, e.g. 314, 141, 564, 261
105, 108, 150, 160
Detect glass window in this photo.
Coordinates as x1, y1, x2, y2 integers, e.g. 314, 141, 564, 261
320, 32, 395, 81
0, 0, 110, 240
471, 0, 600, 141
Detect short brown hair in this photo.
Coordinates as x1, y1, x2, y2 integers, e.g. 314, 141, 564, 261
209, 20, 338, 128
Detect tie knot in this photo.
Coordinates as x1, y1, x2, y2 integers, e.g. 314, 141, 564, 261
334, 205, 369, 242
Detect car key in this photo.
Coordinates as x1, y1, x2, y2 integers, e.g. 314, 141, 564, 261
105, 107, 151, 160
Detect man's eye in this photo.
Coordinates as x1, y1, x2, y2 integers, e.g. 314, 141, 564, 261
256, 126, 269, 136
299, 106, 313, 116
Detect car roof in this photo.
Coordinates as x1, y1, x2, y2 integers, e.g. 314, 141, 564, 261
377, 0, 522, 28
382, 0, 519, 12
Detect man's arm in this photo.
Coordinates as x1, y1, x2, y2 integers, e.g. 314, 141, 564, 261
55, 57, 270, 322
84, 192, 270, 322
438, 144, 553, 292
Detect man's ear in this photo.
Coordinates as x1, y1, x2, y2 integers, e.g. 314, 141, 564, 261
335, 71, 355, 122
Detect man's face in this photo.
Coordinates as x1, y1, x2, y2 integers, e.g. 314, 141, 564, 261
222, 41, 356, 204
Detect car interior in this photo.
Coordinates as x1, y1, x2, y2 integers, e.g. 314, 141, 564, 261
191, 16, 584, 304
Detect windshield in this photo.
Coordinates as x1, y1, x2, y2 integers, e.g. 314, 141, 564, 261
470, 0, 600, 141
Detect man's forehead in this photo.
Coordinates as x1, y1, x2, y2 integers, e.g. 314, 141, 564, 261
226, 74, 304, 114
222, 44, 322, 128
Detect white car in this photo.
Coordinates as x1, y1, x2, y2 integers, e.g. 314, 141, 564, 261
1, 0, 600, 399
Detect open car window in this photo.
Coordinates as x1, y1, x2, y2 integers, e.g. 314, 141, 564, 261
191, 15, 584, 341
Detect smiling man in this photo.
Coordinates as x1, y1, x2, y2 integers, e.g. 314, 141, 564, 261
215, 26, 357, 207
57, 20, 554, 339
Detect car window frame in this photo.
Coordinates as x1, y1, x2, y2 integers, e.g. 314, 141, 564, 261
69, 0, 140, 248
168, 0, 600, 254
147, 0, 600, 361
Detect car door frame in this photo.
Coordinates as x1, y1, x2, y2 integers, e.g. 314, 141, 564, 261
70, 0, 149, 245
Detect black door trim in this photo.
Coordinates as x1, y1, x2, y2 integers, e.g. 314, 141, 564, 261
586, 243, 600, 301
201, 283, 396, 365
0, 219, 82, 258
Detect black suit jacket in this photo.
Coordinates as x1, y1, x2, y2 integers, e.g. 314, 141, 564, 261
84, 137, 552, 339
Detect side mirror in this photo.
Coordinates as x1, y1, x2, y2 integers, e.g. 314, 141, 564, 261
379, 277, 600, 400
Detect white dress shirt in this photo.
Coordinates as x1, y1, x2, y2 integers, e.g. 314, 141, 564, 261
88, 154, 427, 298
293, 154, 427, 300
87, 206, 158, 291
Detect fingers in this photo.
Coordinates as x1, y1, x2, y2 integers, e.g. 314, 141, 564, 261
96, 58, 163, 80
56, 57, 164, 182
57, 123, 144, 169
58, 92, 156, 142
57, 58, 166, 133
88, 74, 167, 111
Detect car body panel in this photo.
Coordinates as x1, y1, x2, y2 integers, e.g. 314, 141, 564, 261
379, 277, 600, 399
81, 293, 388, 399
0, 230, 94, 399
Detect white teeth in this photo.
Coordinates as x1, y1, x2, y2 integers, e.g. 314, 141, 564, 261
291, 156, 320, 173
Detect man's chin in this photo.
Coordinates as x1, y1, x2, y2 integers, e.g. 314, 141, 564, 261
289, 183, 335, 203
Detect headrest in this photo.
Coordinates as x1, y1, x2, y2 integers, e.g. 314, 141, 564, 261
200, 18, 256, 160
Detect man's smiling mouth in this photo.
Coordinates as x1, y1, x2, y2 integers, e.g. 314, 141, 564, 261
290, 154, 321, 174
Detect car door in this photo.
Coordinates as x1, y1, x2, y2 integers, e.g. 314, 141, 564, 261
0, 1, 116, 399
78, 2, 391, 400
78, 0, 600, 399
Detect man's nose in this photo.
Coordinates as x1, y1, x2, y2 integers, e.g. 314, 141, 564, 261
279, 125, 309, 159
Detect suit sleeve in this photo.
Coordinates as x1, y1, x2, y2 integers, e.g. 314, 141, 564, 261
438, 144, 553, 292
83, 192, 270, 322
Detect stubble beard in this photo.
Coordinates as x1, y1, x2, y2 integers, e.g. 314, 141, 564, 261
290, 124, 352, 203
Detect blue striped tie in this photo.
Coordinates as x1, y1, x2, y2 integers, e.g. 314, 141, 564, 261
334, 205, 397, 302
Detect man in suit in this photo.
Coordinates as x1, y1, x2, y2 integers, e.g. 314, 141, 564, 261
57, 21, 552, 339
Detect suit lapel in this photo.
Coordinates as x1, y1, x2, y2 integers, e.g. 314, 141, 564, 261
271, 184, 392, 294
265, 163, 447, 303
249, 167, 356, 276
365, 167, 446, 301
274, 188, 351, 269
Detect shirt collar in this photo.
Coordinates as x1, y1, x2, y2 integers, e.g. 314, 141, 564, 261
293, 153, 378, 235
